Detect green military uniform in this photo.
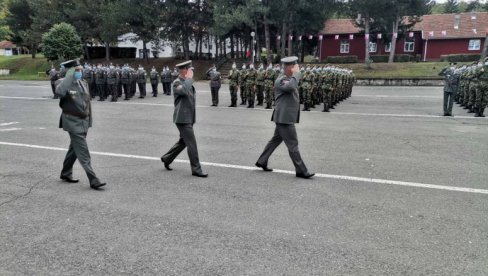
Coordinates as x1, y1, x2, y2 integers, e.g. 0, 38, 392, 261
256, 66, 266, 106
474, 63, 488, 117
263, 65, 275, 109
55, 66, 105, 189
228, 64, 239, 107
246, 66, 257, 108
239, 65, 247, 105
301, 68, 313, 111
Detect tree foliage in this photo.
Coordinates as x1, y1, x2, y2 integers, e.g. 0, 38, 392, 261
41, 22, 83, 61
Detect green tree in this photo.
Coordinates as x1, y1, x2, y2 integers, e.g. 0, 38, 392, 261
41, 22, 83, 61
444, 0, 459, 13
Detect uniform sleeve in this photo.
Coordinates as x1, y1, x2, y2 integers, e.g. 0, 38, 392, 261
276, 75, 299, 93
173, 79, 193, 96
55, 68, 75, 97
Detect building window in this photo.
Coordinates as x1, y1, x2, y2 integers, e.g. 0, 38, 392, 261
369, 42, 377, 53
385, 42, 392, 53
340, 40, 350, 53
404, 38, 415, 52
468, 39, 481, 51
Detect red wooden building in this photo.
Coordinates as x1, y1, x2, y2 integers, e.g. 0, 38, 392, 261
319, 12, 488, 62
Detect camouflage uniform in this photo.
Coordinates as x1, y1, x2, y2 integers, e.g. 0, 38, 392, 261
246, 67, 257, 108
228, 66, 239, 107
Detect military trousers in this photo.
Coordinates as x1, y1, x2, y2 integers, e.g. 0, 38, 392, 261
117, 82, 123, 97
476, 82, 488, 109
256, 85, 264, 104
109, 83, 118, 101
151, 82, 158, 96
61, 132, 100, 186
263, 86, 273, 107
96, 84, 106, 100
468, 84, 478, 107
229, 83, 238, 104
443, 90, 454, 115
240, 85, 246, 103
162, 124, 203, 175
256, 123, 309, 175
50, 81, 56, 95
211, 87, 219, 106
137, 82, 146, 98
246, 85, 256, 104
163, 82, 171, 95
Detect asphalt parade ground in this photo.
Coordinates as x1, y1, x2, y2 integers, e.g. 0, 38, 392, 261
1, 80, 487, 275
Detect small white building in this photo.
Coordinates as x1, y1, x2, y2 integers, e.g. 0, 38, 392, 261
117, 33, 233, 59
0, 41, 20, 56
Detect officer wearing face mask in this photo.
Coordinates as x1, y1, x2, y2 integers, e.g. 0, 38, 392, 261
54, 59, 106, 190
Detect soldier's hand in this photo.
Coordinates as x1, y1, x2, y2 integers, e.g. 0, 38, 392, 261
186, 68, 194, 79
291, 64, 299, 74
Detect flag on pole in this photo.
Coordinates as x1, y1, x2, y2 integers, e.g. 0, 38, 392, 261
365, 34, 369, 40
429, 31, 434, 37
349, 34, 354, 40
441, 30, 447, 37
319, 35, 323, 41
309, 35, 313, 40
409, 32, 414, 38
334, 35, 339, 40
377, 33, 382, 39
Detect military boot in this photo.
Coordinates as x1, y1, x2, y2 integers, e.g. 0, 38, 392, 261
240, 100, 246, 105
322, 103, 330, 112
479, 108, 485, 117
302, 103, 310, 111
468, 106, 475, 113
265, 103, 272, 109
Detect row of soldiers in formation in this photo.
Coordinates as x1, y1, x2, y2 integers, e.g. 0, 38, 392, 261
48, 64, 179, 101
227, 62, 355, 111
442, 60, 488, 117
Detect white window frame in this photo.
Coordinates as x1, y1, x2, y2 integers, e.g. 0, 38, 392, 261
368, 41, 377, 53
468, 39, 481, 51
340, 40, 350, 54
404, 39, 415, 52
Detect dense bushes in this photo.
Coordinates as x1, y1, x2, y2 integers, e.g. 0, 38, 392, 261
440, 54, 481, 62
326, 55, 358, 63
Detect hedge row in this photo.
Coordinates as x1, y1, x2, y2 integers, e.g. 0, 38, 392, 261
439, 54, 481, 62
326, 56, 358, 63
326, 54, 416, 63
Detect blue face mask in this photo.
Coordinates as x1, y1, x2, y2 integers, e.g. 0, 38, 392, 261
73, 71, 82, 80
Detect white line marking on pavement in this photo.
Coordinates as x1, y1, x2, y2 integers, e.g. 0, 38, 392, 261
1, 141, 487, 195
0, 128, 22, 132
1, 95, 486, 120
353, 95, 442, 99
0, 122, 19, 127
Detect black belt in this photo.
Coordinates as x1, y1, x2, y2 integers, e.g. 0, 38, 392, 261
63, 111, 89, 118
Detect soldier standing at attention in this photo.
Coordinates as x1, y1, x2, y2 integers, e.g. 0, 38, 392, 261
474, 58, 488, 117
95, 64, 106, 101
228, 62, 239, 107
136, 65, 147, 99
150, 66, 159, 97
121, 64, 131, 100
82, 64, 93, 99
130, 67, 137, 98
161, 61, 208, 178
263, 63, 275, 109
256, 63, 266, 106
208, 66, 222, 107
106, 64, 119, 102
171, 67, 178, 82
246, 63, 257, 108
116, 65, 123, 98
255, 56, 314, 179
47, 65, 59, 99
54, 60, 106, 190
161, 66, 172, 95
239, 64, 247, 105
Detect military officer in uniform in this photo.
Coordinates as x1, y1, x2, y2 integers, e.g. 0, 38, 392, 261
207, 66, 222, 107
161, 61, 208, 178
255, 56, 314, 179
228, 62, 239, 107
54, 60, 106, 190
47, 65, 59, 99
149, 66, 159, 97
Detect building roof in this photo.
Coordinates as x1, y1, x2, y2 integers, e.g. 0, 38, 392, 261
413, 12, 488, 39
321, 19, 361, 35
321, 12, 488, 40
0, 41, 16, 49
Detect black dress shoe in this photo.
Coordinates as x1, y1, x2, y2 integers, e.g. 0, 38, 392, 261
90, 182, 106, 190
255, 162, 273, 172
296, 172, 315, 179
192, 172, 208, 178
161, 157, 173, 171
60, 176, 79, 183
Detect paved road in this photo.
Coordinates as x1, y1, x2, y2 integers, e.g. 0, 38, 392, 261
1, 81, 487, 275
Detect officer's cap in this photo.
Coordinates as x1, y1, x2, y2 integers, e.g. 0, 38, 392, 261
61, 59, 81, 69
281, 56, 299, 66
176, 60, 192, 69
